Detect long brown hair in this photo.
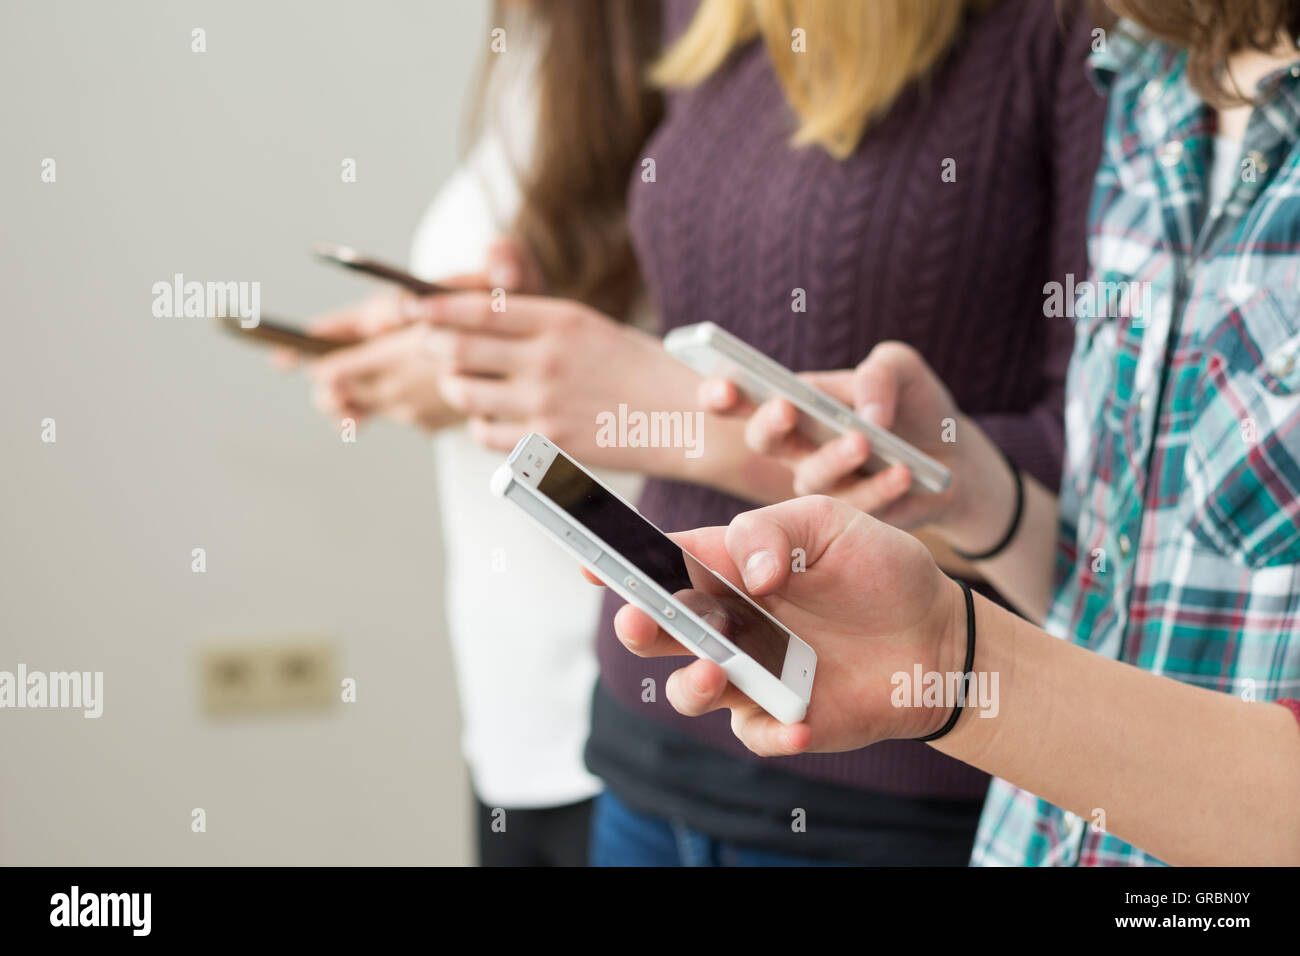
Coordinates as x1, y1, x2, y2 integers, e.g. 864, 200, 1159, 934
1104, 0, 1300, 103
479, 1, 663, 320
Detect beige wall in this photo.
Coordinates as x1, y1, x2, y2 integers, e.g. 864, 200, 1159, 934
0, 0, 490, 864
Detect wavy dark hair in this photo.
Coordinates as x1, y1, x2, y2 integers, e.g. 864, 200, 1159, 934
477, 1, 663, 320
1103, 0, 1300, 103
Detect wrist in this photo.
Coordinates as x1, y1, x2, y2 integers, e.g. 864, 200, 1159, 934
912, 574, 972, 739
683, 418, 794, 502
937, 422, 1018, 556
927, 592, 1014, 762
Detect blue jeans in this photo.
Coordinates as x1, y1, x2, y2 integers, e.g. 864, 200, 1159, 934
590, 790, 851, 866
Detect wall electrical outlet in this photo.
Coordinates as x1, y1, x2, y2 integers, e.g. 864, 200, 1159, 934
200, 639, 337, 717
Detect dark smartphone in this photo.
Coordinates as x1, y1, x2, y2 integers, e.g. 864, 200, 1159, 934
217, 314, 351, 356
311, 241, 452, 296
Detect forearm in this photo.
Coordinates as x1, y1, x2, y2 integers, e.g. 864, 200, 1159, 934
932, 590, 1300, 865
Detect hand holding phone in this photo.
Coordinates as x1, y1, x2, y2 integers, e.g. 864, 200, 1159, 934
602, 492, 967, 756
665, 322, 951, 493
694, 334, 1017, 556
492, 434, 816, 724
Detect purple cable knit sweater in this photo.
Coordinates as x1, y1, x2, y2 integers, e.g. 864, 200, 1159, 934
591, 0, 1106, 801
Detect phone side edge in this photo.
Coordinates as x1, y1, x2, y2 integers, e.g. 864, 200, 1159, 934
492, 463, 810, 722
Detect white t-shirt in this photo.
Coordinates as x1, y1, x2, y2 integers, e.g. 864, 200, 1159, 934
408, 46, 642, 809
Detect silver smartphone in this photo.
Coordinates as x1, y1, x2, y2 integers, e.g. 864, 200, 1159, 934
664, 321, 951, 494
491, 433, 816, 724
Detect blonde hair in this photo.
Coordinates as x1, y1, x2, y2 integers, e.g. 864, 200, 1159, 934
651, 0, 991, 159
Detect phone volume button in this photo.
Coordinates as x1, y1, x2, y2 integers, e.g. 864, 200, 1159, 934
826, 403, 856, 427
562, 528, 602, 563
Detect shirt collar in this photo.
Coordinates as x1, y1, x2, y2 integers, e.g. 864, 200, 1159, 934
1089, 18, 1300, 100
1087, 20, 1181, 95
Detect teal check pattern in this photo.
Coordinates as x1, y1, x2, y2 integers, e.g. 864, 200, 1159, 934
973, 22, 1300, 866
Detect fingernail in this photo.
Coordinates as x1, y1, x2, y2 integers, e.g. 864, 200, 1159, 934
692, 668, 713, 695
840, 436, 863, 461
742, 550, 777, 591
858, 402, 885, 426
701, 610, 728, 632
707, 382, 738, 411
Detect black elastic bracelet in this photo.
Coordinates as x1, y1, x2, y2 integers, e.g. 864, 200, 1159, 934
914, 578, 976, 743
952, 450, 1023, 562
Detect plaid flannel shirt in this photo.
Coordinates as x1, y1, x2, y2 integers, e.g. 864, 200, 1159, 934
972, 23, 1300, 866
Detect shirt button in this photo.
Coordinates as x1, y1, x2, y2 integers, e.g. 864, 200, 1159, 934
1159, 140, 1184, 166
1118, 532, 1132, 557
1247, 149, 1270, 175
1062, 812, 1082, 837
1138, 391, 1152, 412
1140, 80, 1161, 104
1268, 347, 1296, 378
1291, 65, 1300, 78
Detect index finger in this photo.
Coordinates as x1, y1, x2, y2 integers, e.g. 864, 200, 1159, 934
698, 377, 756, 416
307, 333, 410, 384
613, 604, 693, 659
412, 291, 539, 337
798, 369, 855, 404
433, 271, 492, 291
661, 661, 810, 754
745, 397, 812, 458
307, 296, 402, 340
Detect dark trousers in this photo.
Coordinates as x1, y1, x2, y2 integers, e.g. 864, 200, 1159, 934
475, 794, 595, 867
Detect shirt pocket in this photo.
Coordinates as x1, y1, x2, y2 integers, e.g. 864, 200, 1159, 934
1182, 288, 1300, 568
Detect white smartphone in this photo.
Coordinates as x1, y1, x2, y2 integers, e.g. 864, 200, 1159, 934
490, 433, 816, 724
664, 321, 951, 494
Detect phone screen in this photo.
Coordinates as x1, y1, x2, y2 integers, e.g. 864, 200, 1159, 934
537, 453, 791, 677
